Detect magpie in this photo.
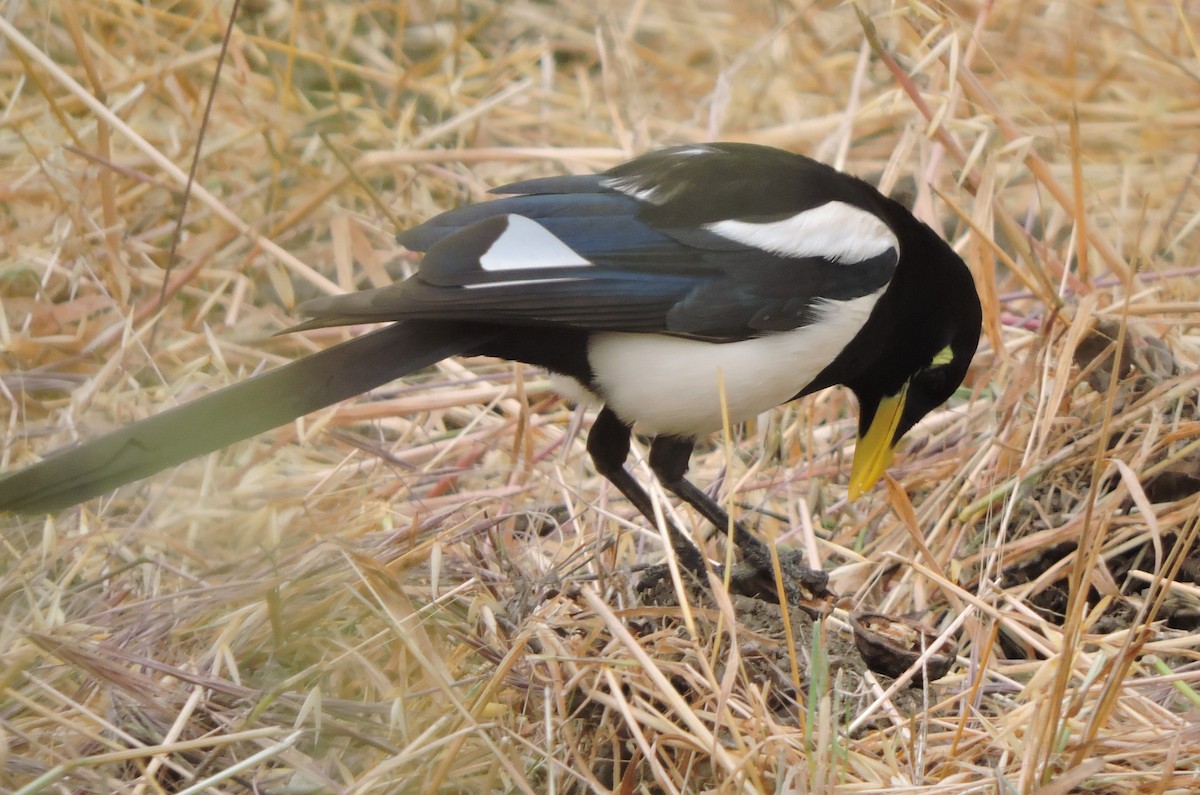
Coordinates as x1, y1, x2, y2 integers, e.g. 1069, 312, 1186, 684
0, 143, 981, 599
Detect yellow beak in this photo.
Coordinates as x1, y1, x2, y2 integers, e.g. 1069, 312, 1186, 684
848, 383, 908, 500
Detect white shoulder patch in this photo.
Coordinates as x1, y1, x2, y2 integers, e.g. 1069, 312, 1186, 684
706, 201, 898, 264
479, 215, 592, 272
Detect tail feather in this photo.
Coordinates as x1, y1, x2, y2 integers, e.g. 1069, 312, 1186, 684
0, 320, 493, 515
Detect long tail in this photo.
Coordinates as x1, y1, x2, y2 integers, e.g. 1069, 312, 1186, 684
0, 320, 493, 515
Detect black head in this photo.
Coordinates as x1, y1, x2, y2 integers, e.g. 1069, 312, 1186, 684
817, 202, 982, 498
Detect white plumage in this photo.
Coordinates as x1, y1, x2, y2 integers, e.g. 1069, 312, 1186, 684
706, 202, 898, 265
479, 214, 592, 271
576, 290, 884, 436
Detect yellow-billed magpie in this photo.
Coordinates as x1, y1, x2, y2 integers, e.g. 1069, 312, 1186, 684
0, 143, 980, 597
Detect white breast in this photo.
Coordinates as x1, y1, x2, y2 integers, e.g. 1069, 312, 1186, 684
582, 290, 883, 437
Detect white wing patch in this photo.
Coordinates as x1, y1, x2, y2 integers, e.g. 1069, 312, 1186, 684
706, 201, 898, 264
479, 214, 592, 272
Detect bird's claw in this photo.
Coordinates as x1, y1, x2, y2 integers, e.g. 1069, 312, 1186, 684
635, 543, 836, 618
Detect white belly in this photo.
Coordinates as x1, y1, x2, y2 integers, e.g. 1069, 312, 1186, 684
582, 291, 882, 437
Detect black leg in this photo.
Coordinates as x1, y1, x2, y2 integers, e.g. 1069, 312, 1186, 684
586, 407, 708, 575
647, 439, 733, 530
648, 436, 830, 603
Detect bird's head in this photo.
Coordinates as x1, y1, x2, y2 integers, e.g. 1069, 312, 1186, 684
839, 215, 982, 499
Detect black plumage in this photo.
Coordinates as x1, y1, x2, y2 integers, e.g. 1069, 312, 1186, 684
0, 142, 982, 602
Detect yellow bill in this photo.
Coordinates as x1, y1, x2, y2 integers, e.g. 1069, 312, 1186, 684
848, 383, 908, 500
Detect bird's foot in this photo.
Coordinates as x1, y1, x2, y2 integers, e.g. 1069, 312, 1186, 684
635, 543, 835, 618
723, 524, 835, 617
723, 548, 834, 617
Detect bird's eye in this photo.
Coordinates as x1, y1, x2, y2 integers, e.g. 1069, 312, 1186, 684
929, 344, 954, 368
917, 344, 956, 395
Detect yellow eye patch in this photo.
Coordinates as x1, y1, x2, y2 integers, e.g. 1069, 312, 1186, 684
931, 344, 954, 368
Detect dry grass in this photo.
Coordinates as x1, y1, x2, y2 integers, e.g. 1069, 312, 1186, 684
3, 0, 1200, 792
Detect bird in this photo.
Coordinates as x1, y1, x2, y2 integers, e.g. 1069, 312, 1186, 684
0, 142, 981, 601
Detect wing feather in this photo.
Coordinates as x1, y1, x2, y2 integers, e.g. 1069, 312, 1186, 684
307, 144, 900, 341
